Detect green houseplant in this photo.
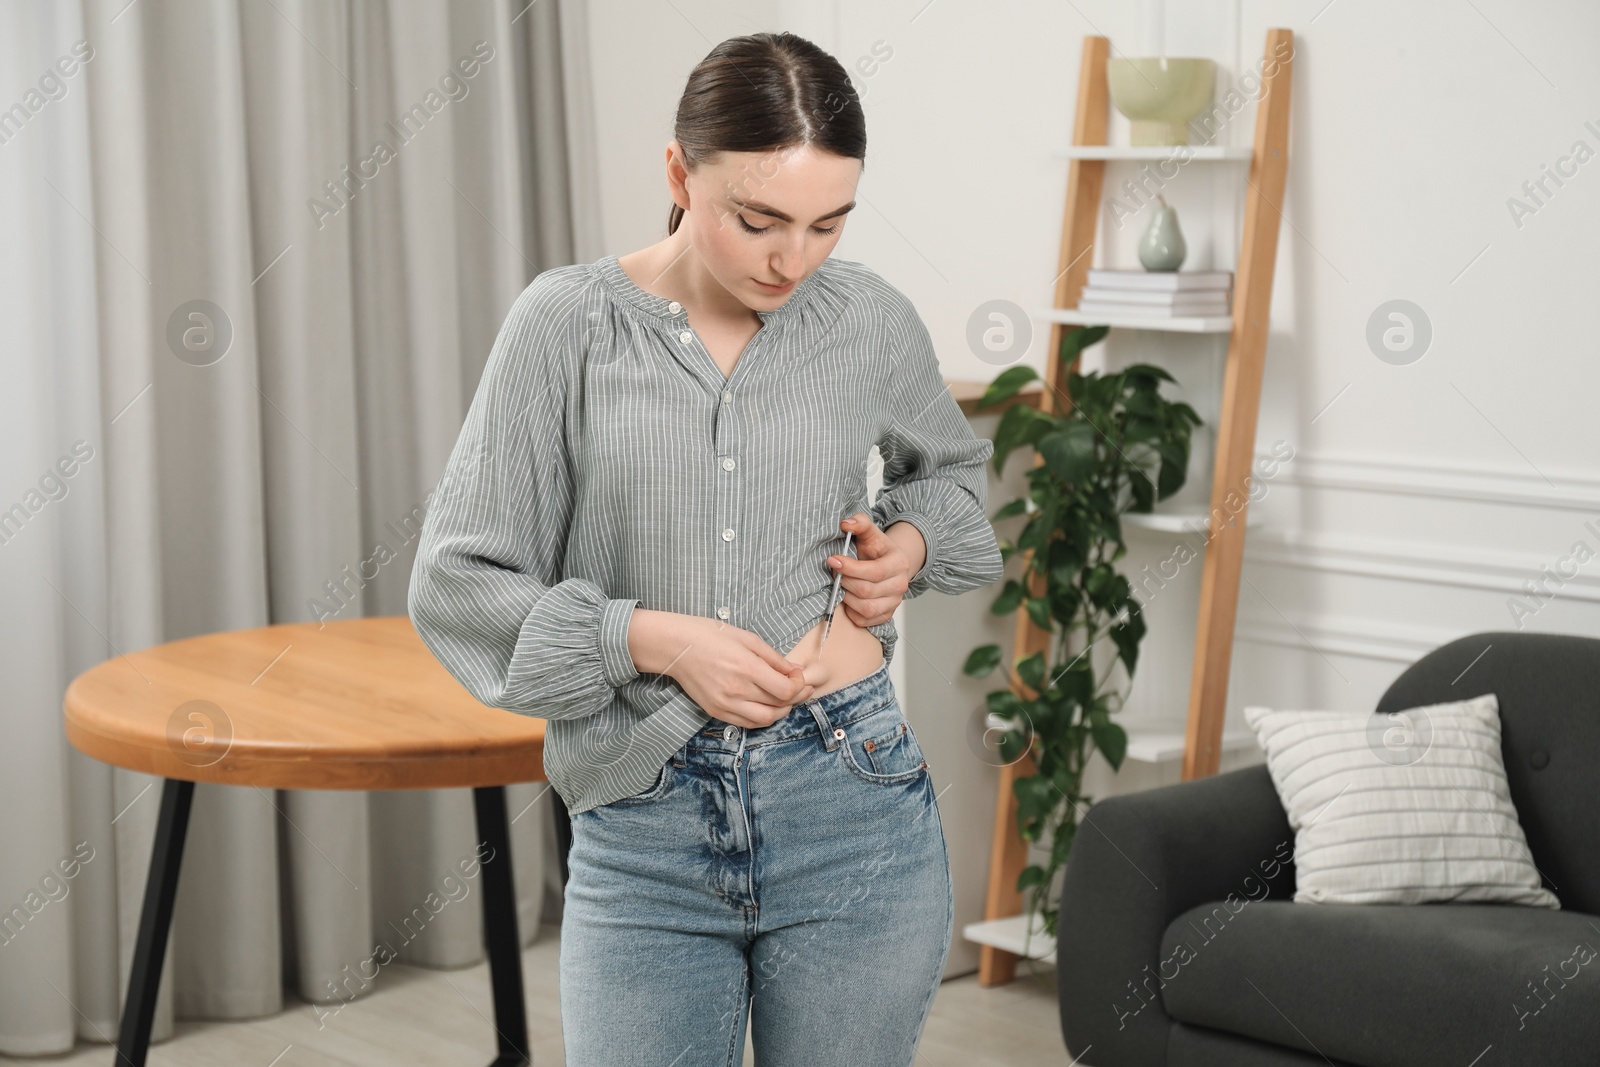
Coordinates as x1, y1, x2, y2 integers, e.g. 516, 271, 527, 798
966, 325, 1204, 950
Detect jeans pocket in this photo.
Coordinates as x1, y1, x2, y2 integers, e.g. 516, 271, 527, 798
837, 699, 929, 786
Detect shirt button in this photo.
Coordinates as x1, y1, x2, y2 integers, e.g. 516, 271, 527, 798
716, 605, 730, 620
723, 725, 738, 741
668, 301, 682, 314
721, 390, 733, 404
678, 330, 693, 344
721, 457, 736, 471
722, 528, 735, 541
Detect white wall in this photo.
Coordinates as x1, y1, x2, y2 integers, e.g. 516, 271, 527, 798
579, 0, 1600, 974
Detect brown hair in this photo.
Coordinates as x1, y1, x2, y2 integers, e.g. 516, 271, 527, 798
667, 32, 867, 236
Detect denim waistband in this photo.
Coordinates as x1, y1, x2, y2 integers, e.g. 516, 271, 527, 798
688, 659, 894, 753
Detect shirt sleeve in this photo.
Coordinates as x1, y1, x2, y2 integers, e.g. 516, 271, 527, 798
408, 271, 640, 720
869, 284, 1006, 601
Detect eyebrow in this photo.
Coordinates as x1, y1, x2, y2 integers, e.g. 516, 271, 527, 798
730, 197, 857, 224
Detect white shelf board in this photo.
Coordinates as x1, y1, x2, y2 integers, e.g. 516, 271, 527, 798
1053, 145, 1253, 161
982, 717, 1257, 765
1123, 508, 1263, 535
1124, 729, 1255, 763
1033, 307, 1234, 334
962, 914, 1057, 963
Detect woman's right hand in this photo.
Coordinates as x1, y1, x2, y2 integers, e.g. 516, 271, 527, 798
646, 614, 819, 728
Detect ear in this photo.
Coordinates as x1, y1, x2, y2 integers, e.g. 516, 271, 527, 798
665, 141, 692, 211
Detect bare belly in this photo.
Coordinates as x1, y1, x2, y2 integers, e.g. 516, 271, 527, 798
782, 605, 887, 700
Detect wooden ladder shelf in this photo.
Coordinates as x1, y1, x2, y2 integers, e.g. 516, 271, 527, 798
977, 27, 1294, 986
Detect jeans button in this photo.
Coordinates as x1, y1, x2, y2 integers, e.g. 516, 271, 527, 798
723, 725, 737, 741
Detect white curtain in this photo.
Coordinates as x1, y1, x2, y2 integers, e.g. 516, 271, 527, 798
0, 0, 603, 1053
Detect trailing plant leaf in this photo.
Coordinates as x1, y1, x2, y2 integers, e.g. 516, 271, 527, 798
1016, 649, 1046, 696
991, 404, 1056, 476
1091, 720, 1128, 771
1036, 422, 1099, 485
1049, 817, 1079, 868
1129, 472, 1155, 514
1047, 527, 1087, 579
1123, 362, 1176, 386
1123, 414, 1164, 444
990, 579, 1025, 616
997, 725, 1032, 765
986, 687, 1024, 717
1016, 865, 1049, 891
1109, 598, 1146, 674
1158, 439, 1191, 498
1059, 325, 1109, 365
992, 498, 1028, 521
964, 644, 1003, 677
977, 364, 1041, 409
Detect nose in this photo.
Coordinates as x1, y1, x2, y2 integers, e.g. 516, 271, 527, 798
772, 233, 807, 279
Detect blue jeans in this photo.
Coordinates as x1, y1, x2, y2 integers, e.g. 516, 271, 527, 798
558, 661, 954, 1066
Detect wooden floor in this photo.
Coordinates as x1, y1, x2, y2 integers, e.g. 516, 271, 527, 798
1, 926, 1064, 1065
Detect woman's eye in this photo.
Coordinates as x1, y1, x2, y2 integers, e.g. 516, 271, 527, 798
736, 214, 841, 236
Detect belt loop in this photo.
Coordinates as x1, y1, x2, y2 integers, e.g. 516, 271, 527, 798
806, 700, 838, 750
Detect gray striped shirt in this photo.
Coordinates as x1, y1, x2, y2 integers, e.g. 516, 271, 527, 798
407, 252, 1003, 813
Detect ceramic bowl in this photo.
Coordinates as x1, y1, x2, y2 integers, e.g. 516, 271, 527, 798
1107, 57, 1217, 145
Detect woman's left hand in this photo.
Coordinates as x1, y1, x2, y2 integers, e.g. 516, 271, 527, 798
826, 513, 925, 627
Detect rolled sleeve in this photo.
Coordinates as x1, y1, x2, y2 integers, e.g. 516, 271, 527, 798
870, 287, 1005, 600
408, 274, 638, 721
873, 507, 939, 587
598, 597, 642, 689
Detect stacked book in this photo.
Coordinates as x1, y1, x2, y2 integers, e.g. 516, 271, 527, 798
1076, 268, 1232, 319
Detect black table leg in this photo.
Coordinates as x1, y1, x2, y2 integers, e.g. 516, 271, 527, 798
113, 780, 537, 1067
473, 786, 530, 1067
113, 777, 195, 1067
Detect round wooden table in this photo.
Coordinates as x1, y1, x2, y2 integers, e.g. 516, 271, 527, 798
64, 616, 561, 1067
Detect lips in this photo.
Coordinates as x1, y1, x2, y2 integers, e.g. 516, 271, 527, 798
754, 278, 795, 293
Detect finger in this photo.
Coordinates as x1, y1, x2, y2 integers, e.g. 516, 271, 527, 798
744, 634, 796, 673
739, 696, 804, 728
735, 634, 812, 702
843, 601, 894, 628
841, 512, 889, 555
852, 587, 901, 618
831, 554, 896, 586
715, 705, 777, 730
839, 592, 890, 622
749, 656, 812, 705
799, 661, 827, 688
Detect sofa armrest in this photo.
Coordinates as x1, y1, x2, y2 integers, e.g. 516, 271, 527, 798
1056, 764, 1295, 1066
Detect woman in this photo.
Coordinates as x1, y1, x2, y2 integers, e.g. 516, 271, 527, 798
409, 31, 1003, 1067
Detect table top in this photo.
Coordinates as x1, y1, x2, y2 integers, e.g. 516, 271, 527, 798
63, 616, 548, 790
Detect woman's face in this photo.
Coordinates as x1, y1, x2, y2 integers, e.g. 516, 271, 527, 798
670, 142, 862, 310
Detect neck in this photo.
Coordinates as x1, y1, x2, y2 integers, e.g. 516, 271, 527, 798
646, 231, 759, 325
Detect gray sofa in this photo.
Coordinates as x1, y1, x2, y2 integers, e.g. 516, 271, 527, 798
1056, 631, 1600, 1067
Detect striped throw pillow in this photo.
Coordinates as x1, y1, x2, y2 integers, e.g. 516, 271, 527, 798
1243, 693, 1559, 908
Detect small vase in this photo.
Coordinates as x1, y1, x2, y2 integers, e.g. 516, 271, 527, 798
1138, 195, 1186, 271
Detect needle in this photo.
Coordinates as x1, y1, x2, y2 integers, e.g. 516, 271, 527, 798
818, 530, 855, 653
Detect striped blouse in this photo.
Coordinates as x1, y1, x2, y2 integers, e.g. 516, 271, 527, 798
407, 252, 1004, 814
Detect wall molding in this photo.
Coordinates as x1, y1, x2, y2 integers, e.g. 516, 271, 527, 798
1261, 450, 1600, 513
1234, 610, 1458, 665
1243, 526, 1600, 606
